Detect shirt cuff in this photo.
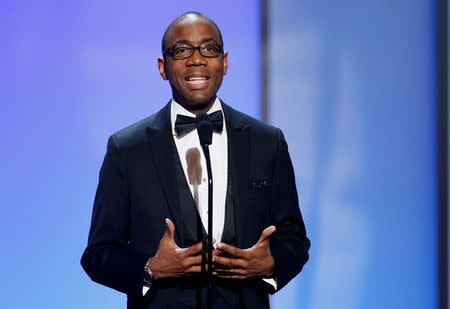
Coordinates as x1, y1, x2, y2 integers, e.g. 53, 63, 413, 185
262, 277, 278, 291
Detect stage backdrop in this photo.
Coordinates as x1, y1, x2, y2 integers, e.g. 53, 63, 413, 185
267, 1, 438, 308
1, 1, 439, 308
0, 1, 263, 308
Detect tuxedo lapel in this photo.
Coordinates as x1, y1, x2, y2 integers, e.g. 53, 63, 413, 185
222, 102, 251, 248
145, 103, 199, 245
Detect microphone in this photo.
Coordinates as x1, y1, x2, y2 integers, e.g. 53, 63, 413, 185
196, 112, 213, 146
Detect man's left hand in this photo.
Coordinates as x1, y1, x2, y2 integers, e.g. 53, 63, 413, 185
212, 225, 276, 279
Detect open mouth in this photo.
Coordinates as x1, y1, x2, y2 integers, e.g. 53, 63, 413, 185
185, 76, 210, 89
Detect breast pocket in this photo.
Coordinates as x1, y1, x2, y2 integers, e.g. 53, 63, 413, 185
247, 177, 272, 225
249, 177, 271, 191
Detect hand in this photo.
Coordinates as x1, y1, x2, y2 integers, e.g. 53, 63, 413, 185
147, 218, 204, 279
212, 225, 276, 279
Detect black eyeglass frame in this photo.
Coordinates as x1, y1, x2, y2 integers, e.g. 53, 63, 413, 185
163, 43, 224, 60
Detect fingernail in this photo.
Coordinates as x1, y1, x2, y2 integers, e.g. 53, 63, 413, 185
212, 272, 217, 275
217, 243, 223, 249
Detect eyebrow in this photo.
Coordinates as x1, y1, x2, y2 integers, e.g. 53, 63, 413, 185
170, 38, 220, 46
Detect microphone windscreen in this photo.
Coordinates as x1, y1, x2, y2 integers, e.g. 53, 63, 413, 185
196, 112, 213, 146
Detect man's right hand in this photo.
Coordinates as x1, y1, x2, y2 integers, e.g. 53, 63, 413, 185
147, 218, 204, 279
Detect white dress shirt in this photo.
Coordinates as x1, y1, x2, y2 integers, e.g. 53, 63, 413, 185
171, 97, 228, 243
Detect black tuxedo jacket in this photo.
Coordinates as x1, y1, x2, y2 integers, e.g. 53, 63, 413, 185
81, 101, 310, 308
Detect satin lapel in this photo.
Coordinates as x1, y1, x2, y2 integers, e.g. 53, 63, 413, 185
222, 103, 251, 248
145, 103, 199, 245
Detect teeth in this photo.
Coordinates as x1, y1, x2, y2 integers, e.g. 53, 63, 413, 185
187, 77, 207, 81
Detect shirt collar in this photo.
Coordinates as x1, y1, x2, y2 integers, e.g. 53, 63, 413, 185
170, 97, 223, 136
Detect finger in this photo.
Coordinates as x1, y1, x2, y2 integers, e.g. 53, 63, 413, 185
213, 264, 250, 279
203, 238, 216, 248
213, 255, 246, 269
216, 243, 246, 258
214, 267, 247, 276
184, 255, 203, 267
256, 225, 276, 245
185, 265, 203, 273
212, 248, 222, 256
182, 241, 203, 257
186, 264, 214, 273
187, 263, 213, 273
214, 273, 247, 280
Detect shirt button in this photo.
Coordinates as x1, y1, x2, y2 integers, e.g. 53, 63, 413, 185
203, 178, 207, 182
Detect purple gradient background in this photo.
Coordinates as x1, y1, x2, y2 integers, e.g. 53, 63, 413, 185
1, 1, 261, 308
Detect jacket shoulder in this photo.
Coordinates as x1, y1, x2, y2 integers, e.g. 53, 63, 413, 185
108, 113, 158, 151
224, 104, 281, 137
226, 107, 283, 149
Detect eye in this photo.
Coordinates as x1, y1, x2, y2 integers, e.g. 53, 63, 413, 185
173, 45, 192, 56
203, 44, 219, 53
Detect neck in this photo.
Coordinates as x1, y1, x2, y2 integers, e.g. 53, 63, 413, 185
175, 97, 216, 115
189, 103, 213, 115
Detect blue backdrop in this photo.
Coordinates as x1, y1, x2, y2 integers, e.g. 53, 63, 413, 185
267, 1, 437, 308
1, 0, 439, 308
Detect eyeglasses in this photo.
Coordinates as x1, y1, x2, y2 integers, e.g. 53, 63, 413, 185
163, 43, 224, 60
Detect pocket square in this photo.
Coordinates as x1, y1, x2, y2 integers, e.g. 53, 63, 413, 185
251, 178, 269, 190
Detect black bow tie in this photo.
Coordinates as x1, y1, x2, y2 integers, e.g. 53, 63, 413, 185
175, 110, 224, 137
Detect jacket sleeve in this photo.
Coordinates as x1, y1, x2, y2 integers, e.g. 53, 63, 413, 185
80, 135, 150, 297
268, 129, 310, 293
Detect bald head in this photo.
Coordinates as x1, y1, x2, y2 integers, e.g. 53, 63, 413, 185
161, 12, 223, 53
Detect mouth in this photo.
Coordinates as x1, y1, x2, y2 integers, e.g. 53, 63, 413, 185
185, 75, 210, 89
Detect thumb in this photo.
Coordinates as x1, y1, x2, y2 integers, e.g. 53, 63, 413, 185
256, 225, 276, 245
164, 218, 175, 240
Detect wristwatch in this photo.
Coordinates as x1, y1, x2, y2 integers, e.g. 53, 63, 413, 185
143, 262, 154, 290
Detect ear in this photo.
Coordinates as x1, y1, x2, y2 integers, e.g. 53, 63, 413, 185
158, 57, 168, 80
222, 51, 228, 76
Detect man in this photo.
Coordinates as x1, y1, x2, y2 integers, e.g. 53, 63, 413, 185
81, 12, 310, 309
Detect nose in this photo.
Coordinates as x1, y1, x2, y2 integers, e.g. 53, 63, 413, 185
186, 48, 207, 66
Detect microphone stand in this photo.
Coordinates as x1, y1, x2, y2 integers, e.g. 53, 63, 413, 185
201, 144, 213, 309
196, 114, 214, 309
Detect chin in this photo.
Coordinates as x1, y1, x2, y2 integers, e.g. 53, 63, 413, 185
180, 96, 216, 112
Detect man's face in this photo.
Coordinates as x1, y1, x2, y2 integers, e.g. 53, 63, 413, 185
158, 18, 228, 112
